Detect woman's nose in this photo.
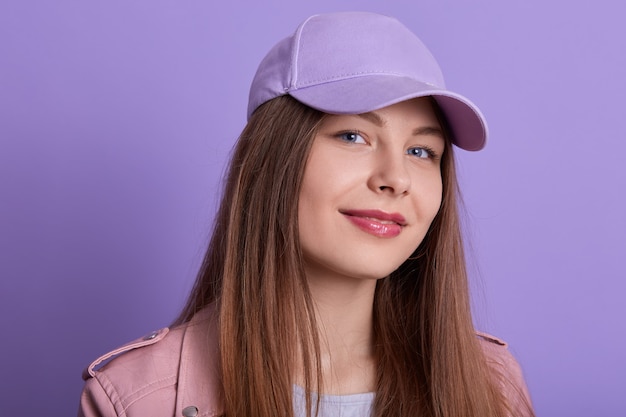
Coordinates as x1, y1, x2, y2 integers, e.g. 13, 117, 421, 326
367, 151, 411, 195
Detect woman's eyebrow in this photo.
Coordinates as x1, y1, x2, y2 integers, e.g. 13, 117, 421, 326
356, 113, 443, 139
413, 126, 444, 138
357, 111, 385, 127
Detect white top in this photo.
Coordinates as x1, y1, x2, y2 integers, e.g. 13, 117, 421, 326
293, 384, 375, 417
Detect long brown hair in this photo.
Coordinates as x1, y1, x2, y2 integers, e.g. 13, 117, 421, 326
177, 95, 531, 416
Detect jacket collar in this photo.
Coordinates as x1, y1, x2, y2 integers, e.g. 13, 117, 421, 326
175, 304, 224, 417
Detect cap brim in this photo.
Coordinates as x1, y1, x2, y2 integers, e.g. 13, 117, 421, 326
289, 75, 487, 151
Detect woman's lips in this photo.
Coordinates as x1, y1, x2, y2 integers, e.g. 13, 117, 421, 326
340, 209, 406, 238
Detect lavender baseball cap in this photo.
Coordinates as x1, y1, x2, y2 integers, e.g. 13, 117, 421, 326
247, 12, 488, 151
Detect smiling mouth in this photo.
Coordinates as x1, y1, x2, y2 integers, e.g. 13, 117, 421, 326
340, 209, 406, 238
340, 209, 406, 225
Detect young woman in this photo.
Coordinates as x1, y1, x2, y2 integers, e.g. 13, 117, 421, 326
79, 12, 534, 417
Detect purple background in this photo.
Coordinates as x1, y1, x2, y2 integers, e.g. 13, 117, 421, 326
1, 1, 624, 415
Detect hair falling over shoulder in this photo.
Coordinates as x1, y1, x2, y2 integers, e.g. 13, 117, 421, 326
176, 96, 534, 417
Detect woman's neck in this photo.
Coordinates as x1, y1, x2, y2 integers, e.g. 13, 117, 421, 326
302, 269, 379, 394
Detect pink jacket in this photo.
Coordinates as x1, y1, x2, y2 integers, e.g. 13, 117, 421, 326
78, 306, 533, 417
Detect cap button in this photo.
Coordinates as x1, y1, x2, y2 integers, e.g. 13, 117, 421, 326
143, 331, 159, 341
182, 405, 199, 417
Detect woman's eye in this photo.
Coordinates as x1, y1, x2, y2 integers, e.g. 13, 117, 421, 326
407, 147, 433, 159
338, 131, 366, 144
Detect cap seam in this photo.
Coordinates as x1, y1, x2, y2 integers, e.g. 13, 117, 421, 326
290, 14, 318, 92
294, 71, 437, 89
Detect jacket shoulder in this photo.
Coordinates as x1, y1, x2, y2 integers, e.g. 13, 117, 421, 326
79, 307, 221, 417
79, 325, 186, 417
475, 331, 522, 378
476, 331, 535, 416
82, 327, 172, 380
476, 331, 507, 347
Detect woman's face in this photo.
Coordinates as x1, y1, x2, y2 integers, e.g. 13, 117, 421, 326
298, 97, 445, 282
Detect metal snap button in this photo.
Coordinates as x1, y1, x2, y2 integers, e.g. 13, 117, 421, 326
143, 331, 158, 341
182, 405, 199, 417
